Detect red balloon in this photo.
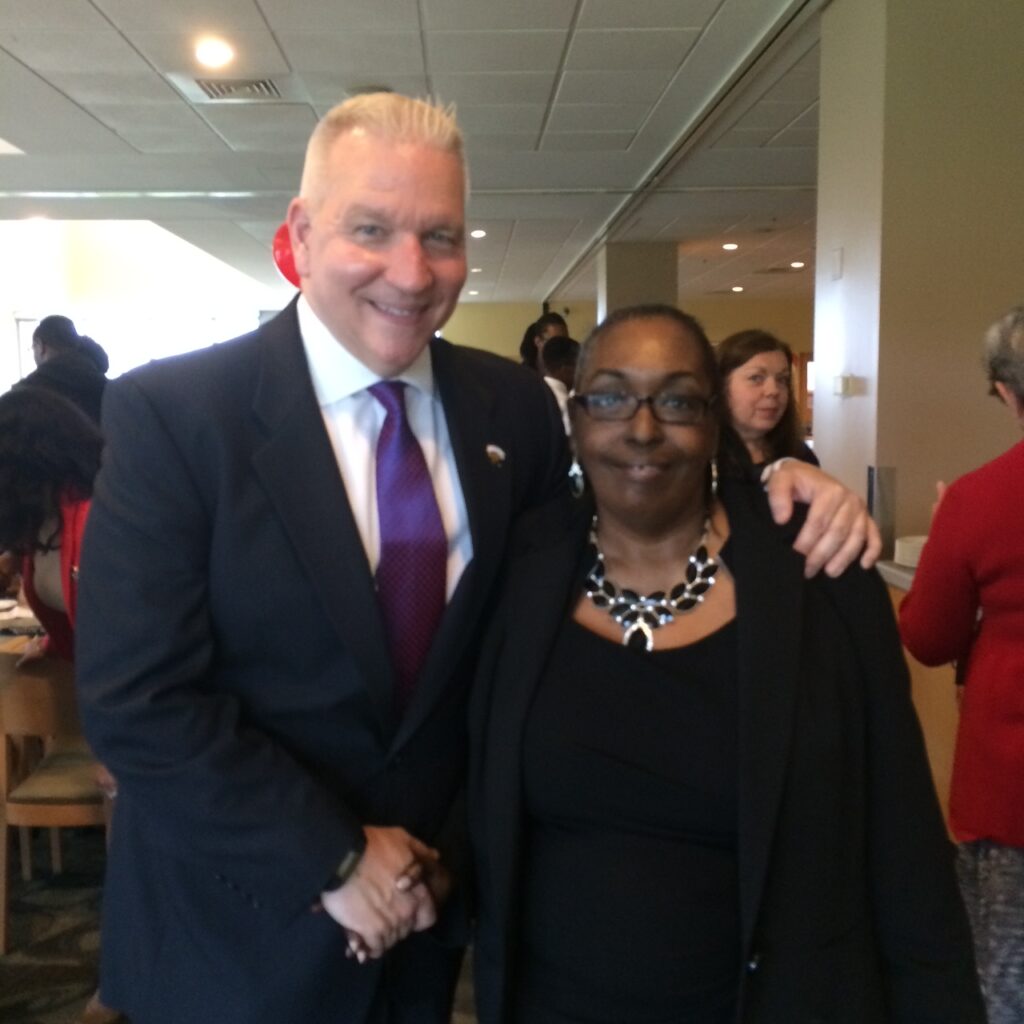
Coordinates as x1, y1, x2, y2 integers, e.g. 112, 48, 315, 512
272, 222, 300, 288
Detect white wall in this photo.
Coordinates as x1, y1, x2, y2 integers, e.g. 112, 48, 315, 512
0, 220, 290, 390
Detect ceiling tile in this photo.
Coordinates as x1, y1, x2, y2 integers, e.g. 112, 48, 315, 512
422, 0, 576, 31
734, 100, 809, 133
578, 0, 719, 31
462, 132, 538, 153
258, 0, 420, 34
565, 29, 700, 71
546, 103, 648, 132
0, 0, 111, 30
0, 29, 151, 74
278, 32, 426, 75
457, 105, 545, 134
91, 0, 269, 34
540, 132, 634, 152
512, 219, 579, 243
46, 71, 182, 106
131, 30, 290, 76
431, 72, 556, 106
556, 69, 673, 105
426, 30, 566, 73
197, 104, 320, 151
302, 74, 430, 106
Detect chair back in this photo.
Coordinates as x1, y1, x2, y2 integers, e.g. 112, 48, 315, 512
0, 652, 79, 740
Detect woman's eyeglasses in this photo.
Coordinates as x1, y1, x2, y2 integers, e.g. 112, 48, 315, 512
570, 390, 715, 425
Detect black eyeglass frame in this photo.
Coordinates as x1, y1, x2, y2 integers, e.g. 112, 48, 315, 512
569, 389, 717, 425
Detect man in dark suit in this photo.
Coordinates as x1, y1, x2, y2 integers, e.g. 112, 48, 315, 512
75, 93, 880, 1024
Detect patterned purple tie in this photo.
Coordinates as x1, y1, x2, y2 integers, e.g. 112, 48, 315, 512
369, 381, 447, 711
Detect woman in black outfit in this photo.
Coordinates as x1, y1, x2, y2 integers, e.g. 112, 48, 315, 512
469, 304, 983, 1023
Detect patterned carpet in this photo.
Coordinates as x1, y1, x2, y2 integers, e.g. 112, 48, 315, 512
0, 828, 106, 1024
1, 828, 477, 1024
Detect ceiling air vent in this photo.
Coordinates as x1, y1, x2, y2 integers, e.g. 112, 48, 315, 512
196, 78, 281, 101
166, 72, 310, 104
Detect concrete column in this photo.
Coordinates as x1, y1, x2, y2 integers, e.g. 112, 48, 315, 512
813, 0, 1024, 538
596, 241, 678, 322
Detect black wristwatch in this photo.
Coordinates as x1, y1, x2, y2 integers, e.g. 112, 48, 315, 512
323, 848, 363, 892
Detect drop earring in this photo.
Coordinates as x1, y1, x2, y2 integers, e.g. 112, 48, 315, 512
568, 458, 585, 498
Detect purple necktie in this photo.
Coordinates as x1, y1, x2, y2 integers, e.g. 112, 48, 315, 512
369, 381, 447, 711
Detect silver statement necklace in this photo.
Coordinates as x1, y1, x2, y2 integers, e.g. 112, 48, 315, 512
583, 515, 719, 652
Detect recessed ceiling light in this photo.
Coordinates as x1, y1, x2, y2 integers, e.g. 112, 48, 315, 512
790, 261, 805, 269
468, 290, 479, 296
731, 285, 744, 293
470, 229, 487, 239
722, 242, 739, 251
470, 267, 482, 273
195, 37, 235, 69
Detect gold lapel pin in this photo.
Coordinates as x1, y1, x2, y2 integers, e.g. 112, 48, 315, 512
485, 444, 506, 467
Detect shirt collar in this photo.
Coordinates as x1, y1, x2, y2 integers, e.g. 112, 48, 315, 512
297, 294, 436, 406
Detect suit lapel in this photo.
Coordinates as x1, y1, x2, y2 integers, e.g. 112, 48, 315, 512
727, 488, 805, 955
249, 303, 396, 731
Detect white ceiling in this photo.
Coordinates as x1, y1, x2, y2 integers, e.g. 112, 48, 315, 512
0, 0, 825, 303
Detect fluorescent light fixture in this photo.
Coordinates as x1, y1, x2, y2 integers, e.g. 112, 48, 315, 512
195, 37, 235, 69
722, 242, 738, 251
470, 229, 487, 239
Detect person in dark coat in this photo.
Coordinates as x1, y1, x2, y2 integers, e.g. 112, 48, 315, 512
17, 314, 109, 424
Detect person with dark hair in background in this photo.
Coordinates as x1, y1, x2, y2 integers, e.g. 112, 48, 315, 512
470, 304, 982, 1024
0, 385, 120, 1024
717, 328, 817, 478
519, 311, 568, 371
538, 335, 580, 434
0, 387, 101, 664
899, 305, 1024, 1024
17, 314, 109, 425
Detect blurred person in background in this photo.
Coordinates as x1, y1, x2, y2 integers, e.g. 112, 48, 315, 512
899, 305, 1024, 1024
716, 329, 817, 479
519, 311, 568, 371
0, 385, 120, 1024
17, 314, 109, 425
537, 334, 580, 434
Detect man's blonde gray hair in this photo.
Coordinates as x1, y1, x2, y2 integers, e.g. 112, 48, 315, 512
984, 305, 1024, 401
300, 92, 465, 208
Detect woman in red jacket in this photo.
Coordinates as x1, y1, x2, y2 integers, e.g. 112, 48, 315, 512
899, 305, 1024, 1024
0, 387, 100, 663
0, 386, 120, 1024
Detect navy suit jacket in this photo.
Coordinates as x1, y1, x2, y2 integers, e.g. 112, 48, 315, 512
76, 300, 567, 1024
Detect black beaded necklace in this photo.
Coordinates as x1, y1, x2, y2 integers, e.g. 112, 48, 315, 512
583, 515, 719, 652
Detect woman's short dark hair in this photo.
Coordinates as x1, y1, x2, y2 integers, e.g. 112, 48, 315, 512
519, 311, 569, 369
717, 328, 804, 470
33, 314, 109, 373
0, 387, 103, 555
984, 305, 1024, 401
575, 304, 721, 401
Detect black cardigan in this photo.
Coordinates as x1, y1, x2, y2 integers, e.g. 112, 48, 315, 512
468, 482, 983, 1024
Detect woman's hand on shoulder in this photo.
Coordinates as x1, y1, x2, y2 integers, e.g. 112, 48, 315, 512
763, 460, 882, 578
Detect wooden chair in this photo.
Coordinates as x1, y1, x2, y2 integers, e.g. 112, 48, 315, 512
0, 652, 106, 954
